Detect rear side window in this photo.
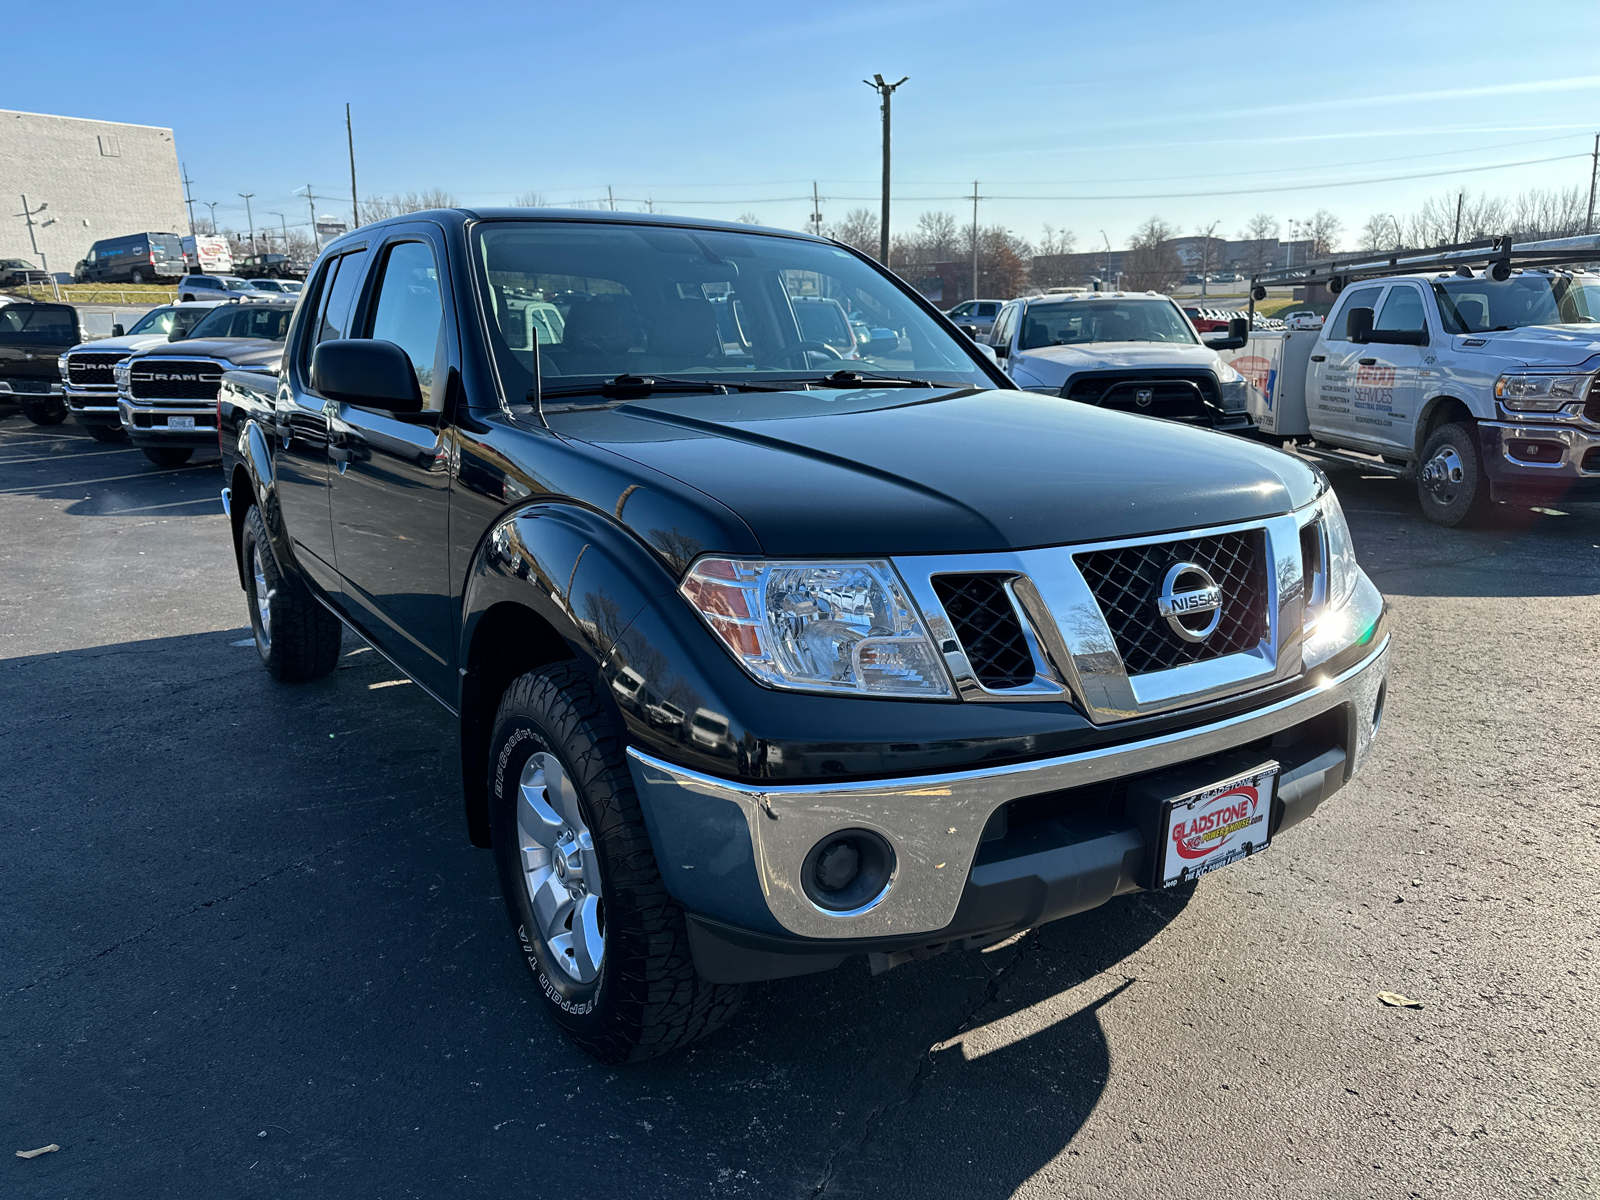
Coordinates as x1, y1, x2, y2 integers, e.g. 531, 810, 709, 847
366, 240, 444, 407
1325, 286, 1383, 341
314, 250, 370, 345
1375, 285, 1427, 332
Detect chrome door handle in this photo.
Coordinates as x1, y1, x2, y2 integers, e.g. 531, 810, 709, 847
328, 446, 353, 462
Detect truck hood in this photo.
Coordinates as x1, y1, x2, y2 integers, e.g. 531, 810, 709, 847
551, 386, 1321, 556
1456, 325, 1600, 369
1014, 341, 1222, 373
131, 338, 284, 369
66, 334, 174, 355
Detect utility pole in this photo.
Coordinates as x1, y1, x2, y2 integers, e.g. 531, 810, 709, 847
181, 163, 198, 235
299, 185, 324, 249
862, 73, 908, 266
269, 212, 288, 255
1453, 191, 1464, 244
811, 181, 822, 237
1100, 230, 1111, 292
346, 103, 359, 229
607, 186, 615, 212
1587, 132, 1599, 236
16, 195, 49, 274
971, 181, 981, 301
238, 192, 257, 254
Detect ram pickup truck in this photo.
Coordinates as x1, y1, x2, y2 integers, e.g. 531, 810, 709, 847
61, 301, 223, 442
1239, 262, 1600, 525
116, 298, 292, 465
988, 291, 1254, 431
217, 209, 1390, 1064
0, 301, 79, 425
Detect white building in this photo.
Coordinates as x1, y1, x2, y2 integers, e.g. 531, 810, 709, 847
0, 109, 189, 277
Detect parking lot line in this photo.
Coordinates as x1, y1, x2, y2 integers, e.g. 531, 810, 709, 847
0, 465, 212, 493
0, 448, 145, 465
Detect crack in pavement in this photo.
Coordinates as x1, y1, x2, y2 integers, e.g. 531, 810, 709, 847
0, 801, 444, 1001
809, 933, 1043, 1198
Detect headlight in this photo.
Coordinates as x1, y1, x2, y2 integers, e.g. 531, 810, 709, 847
58, 358, 71, 382
1494, 372, 1594, 411
1215, 361, 1243, 385
1304, 490, 1358, 628
680, 558, 953, 698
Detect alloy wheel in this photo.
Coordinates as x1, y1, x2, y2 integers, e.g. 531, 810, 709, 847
517, 751, 605, 984
251, 544, 272, 648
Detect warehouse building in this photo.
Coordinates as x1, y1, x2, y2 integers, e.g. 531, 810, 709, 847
0, 109, 189, 278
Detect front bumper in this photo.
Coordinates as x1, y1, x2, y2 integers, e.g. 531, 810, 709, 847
118, 398, 217, 448
66, 385, 121, 422
1480, 420, 1600, 499
628, 607, 1389, 970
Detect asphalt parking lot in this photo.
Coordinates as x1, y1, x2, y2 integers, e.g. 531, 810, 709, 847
2, 417, 1597, 1199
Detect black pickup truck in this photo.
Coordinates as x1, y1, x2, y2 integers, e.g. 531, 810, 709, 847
0, 300, 79, 425
218, 210, 1391, 1063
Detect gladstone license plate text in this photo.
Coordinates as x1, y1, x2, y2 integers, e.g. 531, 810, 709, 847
1157, 766, 1276, 888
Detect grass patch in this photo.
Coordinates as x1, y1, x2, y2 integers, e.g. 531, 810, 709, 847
2, 284, 177, 304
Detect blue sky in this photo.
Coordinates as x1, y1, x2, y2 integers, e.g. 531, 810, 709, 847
10, 0, 1600, 251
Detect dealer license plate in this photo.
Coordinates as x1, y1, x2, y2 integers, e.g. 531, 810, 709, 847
1154, 763, 1277, 889
167, 416, 195, 430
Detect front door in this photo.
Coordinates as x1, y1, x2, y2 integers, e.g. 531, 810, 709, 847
1353, 281, 1429, 454
1307, 283, 1384, 448
274, 244, 370, 595
327, 227, 457, 699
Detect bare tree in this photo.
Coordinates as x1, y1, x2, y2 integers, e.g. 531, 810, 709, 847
735, 212, 762, 225
1030, 223, 1081, 289
1307, 209, 1343, 258
1359, 212, 1402, 251
359, 189, 459, 225
514, 190, 547, 207
829, 208, 879, 257
1122, 217, 1183, 292
1238, 212, 1280, 274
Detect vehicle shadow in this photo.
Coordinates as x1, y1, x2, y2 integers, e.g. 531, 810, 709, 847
1319, 462, 1600, 599
0, 417, 221, 518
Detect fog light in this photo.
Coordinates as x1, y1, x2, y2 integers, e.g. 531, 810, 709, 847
801, 829, 895, 914
1508, 439, 1563, 463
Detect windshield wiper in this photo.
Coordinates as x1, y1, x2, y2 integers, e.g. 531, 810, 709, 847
533, 374, 792, 403
801, 370, 947, 388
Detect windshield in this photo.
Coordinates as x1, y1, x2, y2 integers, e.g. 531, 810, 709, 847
0, 305, 74, 341
1019, 299, 1197, 349
128, 307, 177, 336
471, 220, 991, 402
1432, 273, 1600, 334
186, 305, 293, 341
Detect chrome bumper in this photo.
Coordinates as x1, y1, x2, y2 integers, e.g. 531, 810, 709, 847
65, 385, 119, 413
117, 398, 216, 437
627, 599, 1390, 941
1480, 420, 1600, 480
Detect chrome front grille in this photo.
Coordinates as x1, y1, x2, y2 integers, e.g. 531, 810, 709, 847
128, 358, 224, 402
1074, 531, 1268, 675
895, 513, 1308, 723
67, 352, 127, 387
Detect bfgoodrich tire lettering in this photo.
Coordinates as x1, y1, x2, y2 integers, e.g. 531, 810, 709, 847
489, 662, 742, 1063
241, 504, 342, 681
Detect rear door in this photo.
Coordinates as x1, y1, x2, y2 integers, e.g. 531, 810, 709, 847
1307, 284, 1383, 447
326, 224, 457, 698
274, 243, 369, 596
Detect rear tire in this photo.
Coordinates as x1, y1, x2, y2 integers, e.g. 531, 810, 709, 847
142, 446, 193, 467
86, 423, 127, 443
489, 662, 743, 1063
1417, 421, 1490, 527
241, 504, 342, 681
130, 269, 145, 285
21, 400, 67, 426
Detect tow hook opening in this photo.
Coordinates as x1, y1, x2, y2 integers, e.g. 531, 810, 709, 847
802, 829, 895, 914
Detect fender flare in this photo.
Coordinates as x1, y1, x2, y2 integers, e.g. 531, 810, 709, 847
226, 417, 295, 590
1413, 393, 1475, 456
455, 501, 683, 846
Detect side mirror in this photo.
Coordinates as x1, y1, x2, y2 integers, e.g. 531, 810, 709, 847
1205, 315, 1250, 351
868, 330, 899, 354
992, 339, 1010, 358
111, 323, 125, 337
958, 323, 982, 339
311, 339, 423, 412
1345, 306, 1375, 344
168, 328, 186, 341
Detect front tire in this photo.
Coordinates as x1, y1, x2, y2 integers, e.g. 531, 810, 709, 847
1417, 421, 1490, 527
489, 663, 742, 1063
241, 504, 342, 681
86, 423, 127, 443
130, 269, 145, 285
21, 400, 67, 426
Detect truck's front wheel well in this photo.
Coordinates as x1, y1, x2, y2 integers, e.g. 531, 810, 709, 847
228, 463, 256, 588
1417, 396, 1473, 455
458, 602, 578, 847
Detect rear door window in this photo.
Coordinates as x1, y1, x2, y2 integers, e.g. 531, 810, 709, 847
315, 250, 370, 345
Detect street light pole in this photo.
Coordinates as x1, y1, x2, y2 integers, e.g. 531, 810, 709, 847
1587, 131, 1599, 236
269, 212, 288, 256
238, 193, 257, 255
204, 201, 219, 233
347, 103, 359, 229
863, 73, 908, 266
972, 182, 981, 301
16, 195, 49, 274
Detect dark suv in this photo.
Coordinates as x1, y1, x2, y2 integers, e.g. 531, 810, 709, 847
217, 209, 1390, 1064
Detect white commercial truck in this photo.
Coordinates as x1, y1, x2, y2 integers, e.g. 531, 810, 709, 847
1222, 237, 1600, 525
181, 234, 233, 275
